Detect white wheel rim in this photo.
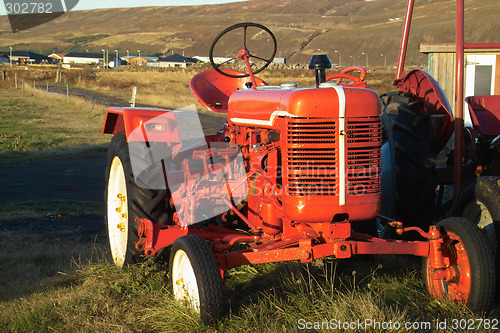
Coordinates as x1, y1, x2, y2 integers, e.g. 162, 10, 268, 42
171, 249, 201, 313
464, 200, 496, 250
107, 156, 129, 268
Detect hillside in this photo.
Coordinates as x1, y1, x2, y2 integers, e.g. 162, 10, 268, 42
0, 0, 498, 66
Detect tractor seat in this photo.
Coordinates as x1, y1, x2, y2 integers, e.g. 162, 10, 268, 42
465, 95, 500, 137
189, 69, 268, 113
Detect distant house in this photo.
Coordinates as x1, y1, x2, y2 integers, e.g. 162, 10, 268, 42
49, 53, 66, 63
154, 54, 199, 68
193, 56, 233, 65
126, 56, 158, 66
273, 57, 287, 65
1, 51, 50, 65
107, 55, 127, 68
63, 52, 103, 65
120, 56, 133, 65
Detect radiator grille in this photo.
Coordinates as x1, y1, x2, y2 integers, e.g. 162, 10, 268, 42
346, 117, 382, 195
285, 119, 337, 196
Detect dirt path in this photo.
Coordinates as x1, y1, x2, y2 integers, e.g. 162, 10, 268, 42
47, 85, 134, 108
46, 84, 227, 134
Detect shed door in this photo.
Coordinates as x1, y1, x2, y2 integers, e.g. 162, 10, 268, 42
466, 54, 496, 96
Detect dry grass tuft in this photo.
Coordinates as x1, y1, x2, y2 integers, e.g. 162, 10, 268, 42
0, 255, 480, 333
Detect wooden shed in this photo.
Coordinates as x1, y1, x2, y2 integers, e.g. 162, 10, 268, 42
420, 43, 500, 123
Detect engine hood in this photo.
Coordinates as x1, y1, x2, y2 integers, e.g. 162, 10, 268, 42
228, 84, 381, 128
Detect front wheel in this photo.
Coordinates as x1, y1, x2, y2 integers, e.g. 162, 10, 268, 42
105, 132, 171, 267
169, 235, 228, 324
422, 217, 495, 313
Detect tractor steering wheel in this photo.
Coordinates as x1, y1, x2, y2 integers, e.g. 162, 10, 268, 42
209, 22, 277, 78
326, 66, 367, 85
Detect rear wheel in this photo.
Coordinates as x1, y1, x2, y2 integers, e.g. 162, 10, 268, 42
453, 176, 500, 297
381, 92, 437, 234
169, 235, 228, 324
453, 176, 500, 254
105, 132, 171, 267
422, 217, 495, 313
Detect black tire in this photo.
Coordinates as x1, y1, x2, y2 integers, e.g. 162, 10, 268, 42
453, 176, 500, 253
169, 235, 228, 324
105, 132, 171, 267
380, 91, 437, 234
422, 217, 496, 313
453, 176, 500, 295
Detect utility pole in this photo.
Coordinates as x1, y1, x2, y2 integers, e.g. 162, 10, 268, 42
9, 46, 12, 67
361, 52, 368, 67
380, 53, 387, 67
334, 50, 341, 66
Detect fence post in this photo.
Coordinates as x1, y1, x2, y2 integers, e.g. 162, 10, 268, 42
14, 73, 17, 89
33, 81, 36, 97
66, 84, 69, 103
129, 86, 137, 107
22, 79, 25, 93
87, 100, 95, 119
55, 65, 62, 83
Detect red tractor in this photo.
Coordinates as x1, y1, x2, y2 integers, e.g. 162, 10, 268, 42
102, 18, 496, 324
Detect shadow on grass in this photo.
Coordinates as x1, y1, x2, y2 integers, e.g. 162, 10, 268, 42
0, 228, 107, 302
0, 143, 110, 164
225, 254, 422, 313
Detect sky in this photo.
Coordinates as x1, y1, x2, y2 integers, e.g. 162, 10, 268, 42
72, 0, 246, 11
1, 0, 247, 16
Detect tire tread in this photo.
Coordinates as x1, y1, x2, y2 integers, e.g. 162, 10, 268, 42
170, 235, 228, 324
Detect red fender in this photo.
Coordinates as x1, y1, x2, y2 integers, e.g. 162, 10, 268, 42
102, 106, 181, 143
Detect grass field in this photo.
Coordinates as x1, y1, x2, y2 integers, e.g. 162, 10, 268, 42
0, 68, 497, 332
5, 64, 396, 112
0, 251, 481, 333
0, 84, 109, 162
